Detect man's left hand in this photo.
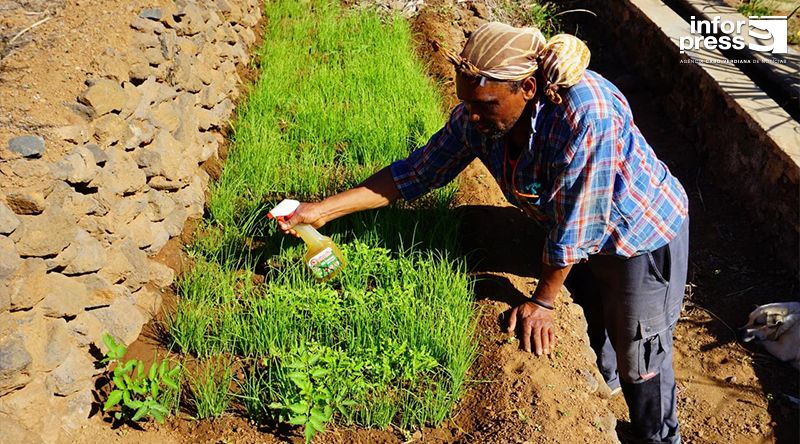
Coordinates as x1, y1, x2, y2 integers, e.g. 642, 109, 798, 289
507, 301, 556, 356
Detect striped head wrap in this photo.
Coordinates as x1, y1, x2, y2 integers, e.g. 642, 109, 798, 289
443, 22, 591, 104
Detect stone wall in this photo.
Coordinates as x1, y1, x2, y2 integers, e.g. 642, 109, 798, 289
0, 0, 260, 442
583, 0, 800, 271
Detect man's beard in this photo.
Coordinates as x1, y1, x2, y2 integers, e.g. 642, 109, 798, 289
484, 124, 512, 140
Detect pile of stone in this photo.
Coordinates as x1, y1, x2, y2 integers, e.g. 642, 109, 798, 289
0, 0, 260, 442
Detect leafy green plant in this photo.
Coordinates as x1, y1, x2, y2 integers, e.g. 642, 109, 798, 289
737, 0, 771, 16
268, 347, 336, 443
101, 333, 181, 423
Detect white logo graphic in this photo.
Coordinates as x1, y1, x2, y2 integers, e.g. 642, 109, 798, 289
680, 15, 788, 54
748, 16, 788, 54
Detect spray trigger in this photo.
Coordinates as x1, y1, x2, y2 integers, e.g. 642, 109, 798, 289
268, 199, 300, 223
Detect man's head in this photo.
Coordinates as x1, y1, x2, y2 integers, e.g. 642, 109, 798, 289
444, 22, 591, 125
455, 73, 537, 139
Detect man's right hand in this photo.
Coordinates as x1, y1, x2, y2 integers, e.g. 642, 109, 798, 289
277, 202, 328, 237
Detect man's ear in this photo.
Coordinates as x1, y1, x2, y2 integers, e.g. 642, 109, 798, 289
521, 77, 537, 100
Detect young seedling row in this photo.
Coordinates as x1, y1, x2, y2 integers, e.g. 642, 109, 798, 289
100, 0, 478, 441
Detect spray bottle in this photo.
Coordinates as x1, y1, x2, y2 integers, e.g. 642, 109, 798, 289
268, 199, 347, 282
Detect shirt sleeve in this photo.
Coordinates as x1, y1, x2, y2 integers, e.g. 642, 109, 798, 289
542, 119, 617, 267
389, 104, 477, 202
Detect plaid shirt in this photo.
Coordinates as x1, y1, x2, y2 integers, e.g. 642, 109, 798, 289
390, 70, 689, 267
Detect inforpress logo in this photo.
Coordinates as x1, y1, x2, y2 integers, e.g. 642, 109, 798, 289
680, 15, 788, 54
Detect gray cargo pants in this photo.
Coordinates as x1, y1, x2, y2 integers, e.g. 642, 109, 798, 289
564, 218, 689, 444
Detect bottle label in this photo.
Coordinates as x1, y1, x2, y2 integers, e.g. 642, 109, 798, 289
307, 247, 342, 279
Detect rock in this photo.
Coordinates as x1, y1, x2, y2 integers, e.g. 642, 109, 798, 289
140, 7, 163, 20
127, 213, 157, 249
52, 125, 90, 144
120, 81, 143, 120
99, 239, 150, 291
91, 149, 147, 195
173, 3, 206, 35
75, 274, 119, 309
11, 207, 76, 257
51, 146, 98, 184
131, 16, 165, 34
198, 82, 225, 109
194, 131, 219, 163
0, 380, 55, 442
135, 131, 193, 182
175, 36, 199, 56
211, 98, 235, 124
66, 312, 105, 348
7, 259, 47, 310
134, 32, 160, 49
129, 62, 154, 83
5, 189, 47, 215
173, 174, 206, 217
469, 2, 488, 19
4, 158, 50, 181
149, 261, 174, 288
173, 93, 199, 145
57, 387, 93, 433
104, 193, 148, 229
38, 273, 88, 318
132, 286, 162, 315
89, 299, 146, 346
0, 413, 43, 444
220, 40, 247, 62
170, 53, 204, 92
84, 143, 108, 165
162, 206, 188, 237
0, 236, 22, 280
46, 348, 94, 396
45, 182, 106, 217
147, 101, 180, 132
132, 77, 177, 119
66, 101, 97, 120
43, 319, 72, 371
123, 120, 156, 151
0, 333, 32, 396
99, 56, 130, 84
78, 79, 127, 116
146, 189, 177, 222
7, 135, 45, 158
160, 29, 178, 60
196, 107, 217, 130
144, 46, 166, 66
53, 230, 107, 275
92, 113, 131, 147
143, 223, 170, 255
238, 26, 256, 46
148, 175, 185, 191
0, 206, 21, 242
217, 0, 244, 23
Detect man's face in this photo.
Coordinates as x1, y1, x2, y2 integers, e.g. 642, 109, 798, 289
455, 74, 536, 139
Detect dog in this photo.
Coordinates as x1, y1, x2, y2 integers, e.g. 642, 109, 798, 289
739, 302, 800, 371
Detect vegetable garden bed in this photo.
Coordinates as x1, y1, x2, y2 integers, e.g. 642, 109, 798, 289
160, 0, 478, 441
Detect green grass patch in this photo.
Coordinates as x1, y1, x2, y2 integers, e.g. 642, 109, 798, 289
166, 0, 477, 440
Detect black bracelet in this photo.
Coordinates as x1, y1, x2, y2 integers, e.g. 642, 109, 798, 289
530, 298, 554, 310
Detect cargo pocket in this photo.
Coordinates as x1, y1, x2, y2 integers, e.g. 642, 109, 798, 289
635, 317, 669, 382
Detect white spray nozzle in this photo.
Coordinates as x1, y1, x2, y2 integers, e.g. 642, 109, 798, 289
268, 199, 300, 222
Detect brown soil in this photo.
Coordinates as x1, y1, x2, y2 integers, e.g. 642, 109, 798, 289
64, 0, 799, 443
